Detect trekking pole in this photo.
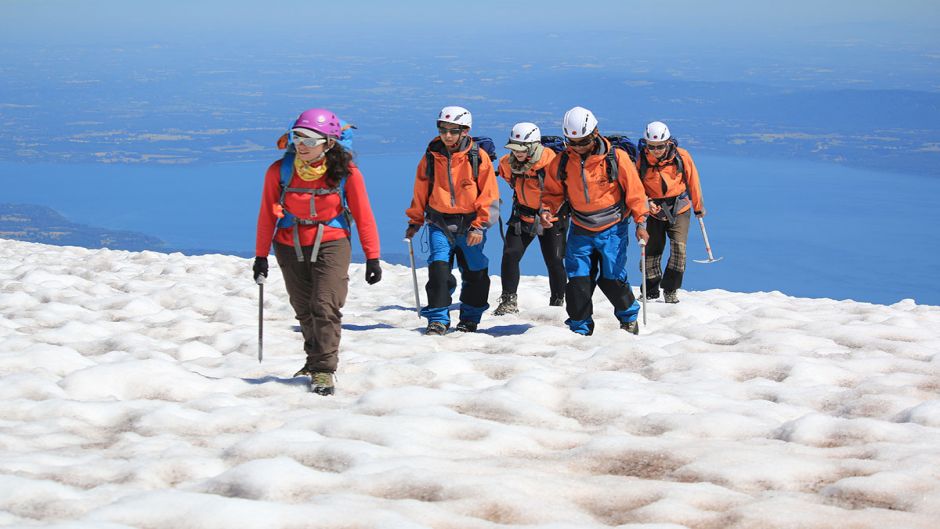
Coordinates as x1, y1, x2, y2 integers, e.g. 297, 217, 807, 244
404, 237, 422, 317
639, 239, 647, 326
255, 275, 264, 363
693, 217, 724, 264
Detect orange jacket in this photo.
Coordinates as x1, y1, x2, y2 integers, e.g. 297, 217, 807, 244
638, 146, 704, 215
406, 137, 500, 230
542, 137, 649, 232
255, 159, 380, 258
498, 148, 557, 222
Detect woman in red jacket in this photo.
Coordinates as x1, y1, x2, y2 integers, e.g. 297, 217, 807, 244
253, 108, 381, 396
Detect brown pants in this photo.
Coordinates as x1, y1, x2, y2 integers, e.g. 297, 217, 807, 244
274, 238, 350, 373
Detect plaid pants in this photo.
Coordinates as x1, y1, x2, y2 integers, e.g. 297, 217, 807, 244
643, 210, 690, 293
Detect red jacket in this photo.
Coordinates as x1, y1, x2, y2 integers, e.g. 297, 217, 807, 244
255, 159, 380, 259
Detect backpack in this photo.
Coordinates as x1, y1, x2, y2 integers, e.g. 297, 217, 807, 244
548, 134, 638, 184
337, 120, 356, 151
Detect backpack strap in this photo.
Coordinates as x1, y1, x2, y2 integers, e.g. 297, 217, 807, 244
424, 151, 435, 204
557, 151, 570, 207
605, 148, 618, 183
468, 142, 480, 180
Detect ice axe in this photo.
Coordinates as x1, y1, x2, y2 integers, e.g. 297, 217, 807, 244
693, 216, 723, 264
639, 238, 648, 326
404, 237, 422, 317
255, 275, 265, 363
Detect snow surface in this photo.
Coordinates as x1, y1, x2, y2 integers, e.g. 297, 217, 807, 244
1, 238, 939, 529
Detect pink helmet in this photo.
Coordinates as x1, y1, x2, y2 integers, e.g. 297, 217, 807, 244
292, 108, 341, 139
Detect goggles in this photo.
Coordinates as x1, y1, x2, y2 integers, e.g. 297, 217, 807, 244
293, 135, 328, 148
566, 136, 593, 147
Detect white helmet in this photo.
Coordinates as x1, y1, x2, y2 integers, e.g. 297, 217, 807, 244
505, 122, 541, 151
644, 121, 671, 142
562, 106, 598, 139
438, 105, 472, 128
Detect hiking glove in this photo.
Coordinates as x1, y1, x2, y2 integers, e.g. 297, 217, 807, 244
405, 224, 420, 240
252, 257, 268, 281
365, 258, 382, 284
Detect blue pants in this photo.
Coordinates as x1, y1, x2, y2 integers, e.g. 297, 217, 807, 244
420, 225, 491, 326
563, 218, 640, 335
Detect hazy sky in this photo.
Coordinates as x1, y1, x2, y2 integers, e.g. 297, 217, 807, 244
4, 0, 938, 51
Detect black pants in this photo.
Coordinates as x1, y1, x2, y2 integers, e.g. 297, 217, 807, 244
500, 216, 568, 298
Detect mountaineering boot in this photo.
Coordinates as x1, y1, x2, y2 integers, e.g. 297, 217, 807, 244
493, 293, 519, 316
664, 290, 679, 304
549, 294, 564, 307
311, 372, 335, 396
620, 320, 639, 335
455, 320, 478, 333
645, 288, 660, 301
425, 321, 448, 336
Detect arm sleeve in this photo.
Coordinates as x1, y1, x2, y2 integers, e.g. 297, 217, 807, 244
498, 156, 512, 185
405, 155, 430, 225
471, 153, 500, 229
682, 151, 705, 213
617, 152, 650, 224
345, 165, 381, 260
540, 155, 566, 215
254, 161, 282, 257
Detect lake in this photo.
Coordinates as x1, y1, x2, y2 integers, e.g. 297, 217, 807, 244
2, 153, 938, 306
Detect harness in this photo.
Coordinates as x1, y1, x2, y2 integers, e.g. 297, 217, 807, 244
639, 143, 688, 224
508, 165, 560, 237
275, 151, 351, 262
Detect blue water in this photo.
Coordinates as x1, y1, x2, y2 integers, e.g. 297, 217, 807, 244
2, 155, 938, 306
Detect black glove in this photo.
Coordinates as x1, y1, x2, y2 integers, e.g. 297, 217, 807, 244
405, 224, 420, 240
365, 258, 382, 285
252, 257, 268, 281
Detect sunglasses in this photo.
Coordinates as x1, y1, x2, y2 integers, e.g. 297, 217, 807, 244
567, 136, 593, 147
293, 135, 328, 148
647, 143, 668, 151
438, 126, 463, 136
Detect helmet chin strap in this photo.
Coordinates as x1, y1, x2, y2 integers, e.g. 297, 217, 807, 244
299, 139, 335, 164
314, 139, 336, 162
